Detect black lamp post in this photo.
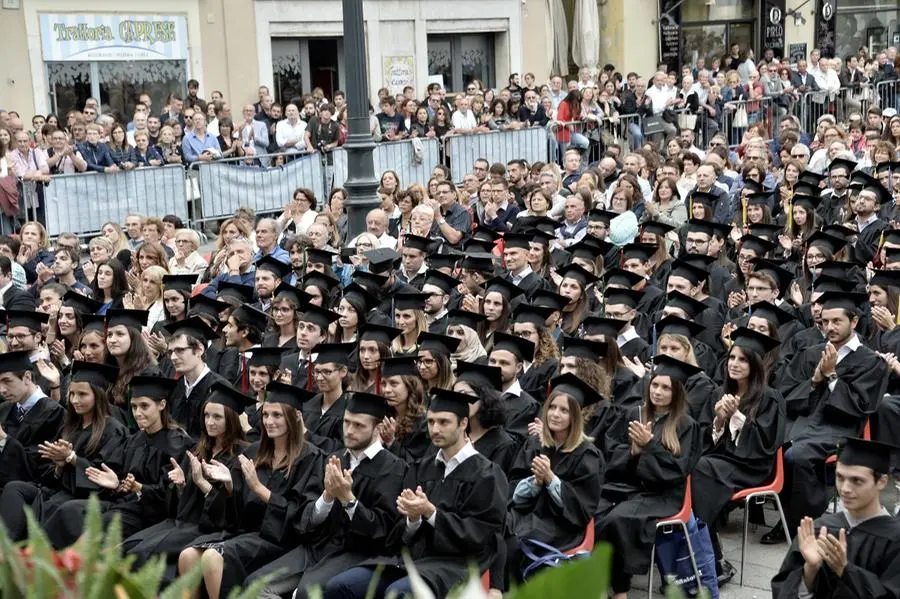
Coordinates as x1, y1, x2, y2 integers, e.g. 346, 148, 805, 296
341, 0, 380, 240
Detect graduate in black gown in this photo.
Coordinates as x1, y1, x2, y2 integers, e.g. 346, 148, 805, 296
506, 374, 604, 585
0, 351, 65, 490
190, 294, 241, 384
581, 317, 644, 407
511, 303, 560, 404
261, 283, 307, 350
771, 438, 900, 599
45, 375, 192, 548
304, 343, 356, 452
0, 361, 126, 540
453, 360, 521, 473
690, 328, 786, 583
845, 172, 890, 266
320, 388, 509, 599
122, 381, 250, 576
489, 332, 542, 437
769, 291, 889, 544
260, 392, 408, 597
178, 382, 324, 599
378, 356, 431, 462
280, 303, 337, 390
595, 354, 702, 597
243, 347, 288, 442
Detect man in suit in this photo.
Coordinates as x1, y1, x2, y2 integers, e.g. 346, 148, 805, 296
791, 60, 821, 92
0, 257, 34, 311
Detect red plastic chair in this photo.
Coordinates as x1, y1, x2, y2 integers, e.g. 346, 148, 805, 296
648, 475, 700, 599
481, 519, 595, 592
728, 447, 791, 586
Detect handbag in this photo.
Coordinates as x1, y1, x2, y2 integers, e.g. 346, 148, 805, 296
678, 113, 698, 130
643, 115, 667, 135
732, 106, 749, 128
653, 514, 720, 598
518, 537, 591, 580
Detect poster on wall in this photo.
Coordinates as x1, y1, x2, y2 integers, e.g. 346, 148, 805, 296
789, 42, 808, 64
39, 13, 188, 61
383, 56, 415, 96
657, 0, 681, 73
814, 0, 837, 57
761, 0, 787, 58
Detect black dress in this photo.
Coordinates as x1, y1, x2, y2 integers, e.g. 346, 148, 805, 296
44, 426, 192, 549
188, 442, 324, 597
473, 427, 522, 473
595, 409, 701, 591
503, 388, 541, 437
771, 511, 900, 598
0, 417, 127, 541
0, 396, 65, 488
261, 331, 298, 351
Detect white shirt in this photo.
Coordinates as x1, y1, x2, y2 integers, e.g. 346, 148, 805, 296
503, 379, 523, 398
311, 439, 384, 524
645, 85, 675, 115
184, 366, 212, 398
275, 118, 308, 152
828, 334, 862, 392
510, 265, 534, 286
616, 326, 640, 347
451, 110, 477, 130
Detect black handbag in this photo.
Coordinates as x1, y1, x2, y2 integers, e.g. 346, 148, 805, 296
643, 115, 667, 135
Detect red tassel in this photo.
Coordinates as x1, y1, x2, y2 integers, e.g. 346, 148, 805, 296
240, 355, 249, 394
306, 357, 313, 391
374, 365, 382, 395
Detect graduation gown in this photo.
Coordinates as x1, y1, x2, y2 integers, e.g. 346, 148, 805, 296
427, 313, 449, 335
503, 388, 541, 438
301, 393, 349, 452
190, 442, 324, 597
771, 511, 900, 599
363, 451, 509, 599
0, 396, 65, 488
634, 373, 717, 436
473, 427, 522, 473
506, 271, 552, 299
519, 359, 558, 405
595, 409, 701, 577
261, 331, 298, 351
619, 337, 652, 364
291, 448, 408, 593
508, 438, 603, 549
691, 387, 785, 528
206, 344, 240, 383
387, 415, 432, 463
169, 370, 229, 440
280, 351, 313, 390
44, 426, 192, 549
612, 368, 643, 408
586, 403, 624, 457
122, 449, 244, 573
850, 217, 889, 266
0, 417, 127, 541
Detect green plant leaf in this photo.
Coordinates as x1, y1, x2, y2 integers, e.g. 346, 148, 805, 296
506, 542, 612, 599
128, 554, 168, 596
226, 568, 284, 599
0, 518, 29, 597
76, 495, 105, 597
159, 560, 203, 599
24, 507, 60, 598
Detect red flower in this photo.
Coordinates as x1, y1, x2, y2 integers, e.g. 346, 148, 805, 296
57, 548, 82, 573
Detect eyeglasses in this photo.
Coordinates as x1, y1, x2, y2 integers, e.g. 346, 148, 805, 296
7, 333, 35, 343
167, 346, 192, 356
313, 368, 337, 378
709, 142, 724, 147
416, 358, 436, 367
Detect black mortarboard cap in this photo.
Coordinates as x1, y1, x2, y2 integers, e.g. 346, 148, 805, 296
882, 230, 900, 246
502, 233, 532, 250
380, 356, 420, 378
423, 269, 460, 295
483, 277, 525, 302
346, 392, 389, 419
393, 292, 428, 311
806, 231, 847, 255
81, 314, 106, 334
106, 309, 148, 330
447, 310, 487, 331
669, 259, 708, 286
819, 291, 868, 314
562, 336, 609, 360
306, 247, 338, 265
428, 388, 477, 419
513, 303, 557, 328
817, 260, 857, 280
688, 191, 718, 210
640, 220, 676, 238
464, 236, 496, 253
313, 342, 355, 366
298, 304, 339, 330
0, 310, 49, 332
812, 274, 856, 294
871, 269, 900, 290
359, 323, 402, 345
837, 437, 896, 473
62, 290, 103, 315
875, 161, 900, 175
189, 294, 229, 320
665, 291, 708, 318
556, 263, 600, 287
343, 282, 378, 312
603, 267, 644, 288
655, 314, 704, 338
582, 316, 626, 338
0, 351, 32, 373
748, 223, 783, 239
741, 179, 764, 194
232, 304, 269, 332
70, 361, 118, 388
249, 347, 288, 368
364, 248, 401, 274
570, 238, 614, 262
850, 169, 880, 189
745, 192, 772, 206
746, 300, 795, 327
792, 194, 822, 211
491, 331, 535, 362
750, 258, 795, 294
352, 270, 388, 295
828, 157, 858, 174
739, 234, 777, 255
520, 216, 563, 235
417, 331, 461, 355
428, 251, 460, 271
822, 224, 858, 241
531, 289, 569, 311
402, 234, 433, 253
622, 242, 657, 262
217, 281, 256, 304
164, 316, 219, 343
455, 361, 502, 390
207, 381, 255, 413
265, 381, 317, 411
162, 274, 199, 293
588, 209, 619, 225
274, 282, 311, 307
303, 272, 342, 293
885, 247, 900, 263
460, 253, 496, 273
603, 287, 644, 308
527, 228, 558, 247
130, 375, 176, 401
472, 228, 501, 242
549, 372, 604, 407
651, 354, 702, 383
730, 326, 780, 355
798, 171, 826, 186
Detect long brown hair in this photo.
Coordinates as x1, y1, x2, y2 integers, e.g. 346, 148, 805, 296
642, 374, 689, 456
193, 402, 249, 462
110, 326, 158, 407
63, 382, 113, 456
540, 391, 591, 452
256, 402, 305, 474
389, 374, 426, 440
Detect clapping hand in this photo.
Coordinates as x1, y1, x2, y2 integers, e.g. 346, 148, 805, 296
628, 420, 653, 452
871, 305, 896, 331
238, 455, 261, 492
203, 459, 233, 494
817, 527, 848, 576
714, 394, 740, 429
816, 343, 838, 380
38, 439, 72, 465
168, 457, 185, 487
797, 518, 824, 570
377, 416, 397, 446
35, 359, 60, 388
85, 463, 121, 490
397, 486, 434, 521
531, 454, 553, 486
323, 455, 354, 504
121, 472, 142, 494
527, 418, 543, 438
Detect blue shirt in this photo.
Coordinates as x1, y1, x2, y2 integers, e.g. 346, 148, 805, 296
19, 388, 45, 416
181, 130, 221, 163
254, 246, 291, 265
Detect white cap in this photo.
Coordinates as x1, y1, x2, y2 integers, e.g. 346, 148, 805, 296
883, 108, 897, 118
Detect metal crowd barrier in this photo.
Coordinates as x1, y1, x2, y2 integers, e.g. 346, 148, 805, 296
876, 80, 899, 114
795, 86, 878, 133
192, 152, 325, 224
444, 127, 549, 183
719, 97, 775, 146
547, 114, 644, 161
43, 165, 189, 238
331, 137, 441, 190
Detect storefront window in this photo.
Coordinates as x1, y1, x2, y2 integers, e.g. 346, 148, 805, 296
682, 0, 755, 23
428, 34, 495, 92
835, 9, 899, 57
682, 22, 755, 68
98, 61, 185, 122
47, 62, 91, 119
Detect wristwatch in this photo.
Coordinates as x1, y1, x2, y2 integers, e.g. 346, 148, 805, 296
342, 497, 357, 510
438, 218, 447, 226
827, 372, 838, 384
66, 451, 76, 465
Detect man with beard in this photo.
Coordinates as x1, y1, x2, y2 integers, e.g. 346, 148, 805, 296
253, 255, 290, 315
